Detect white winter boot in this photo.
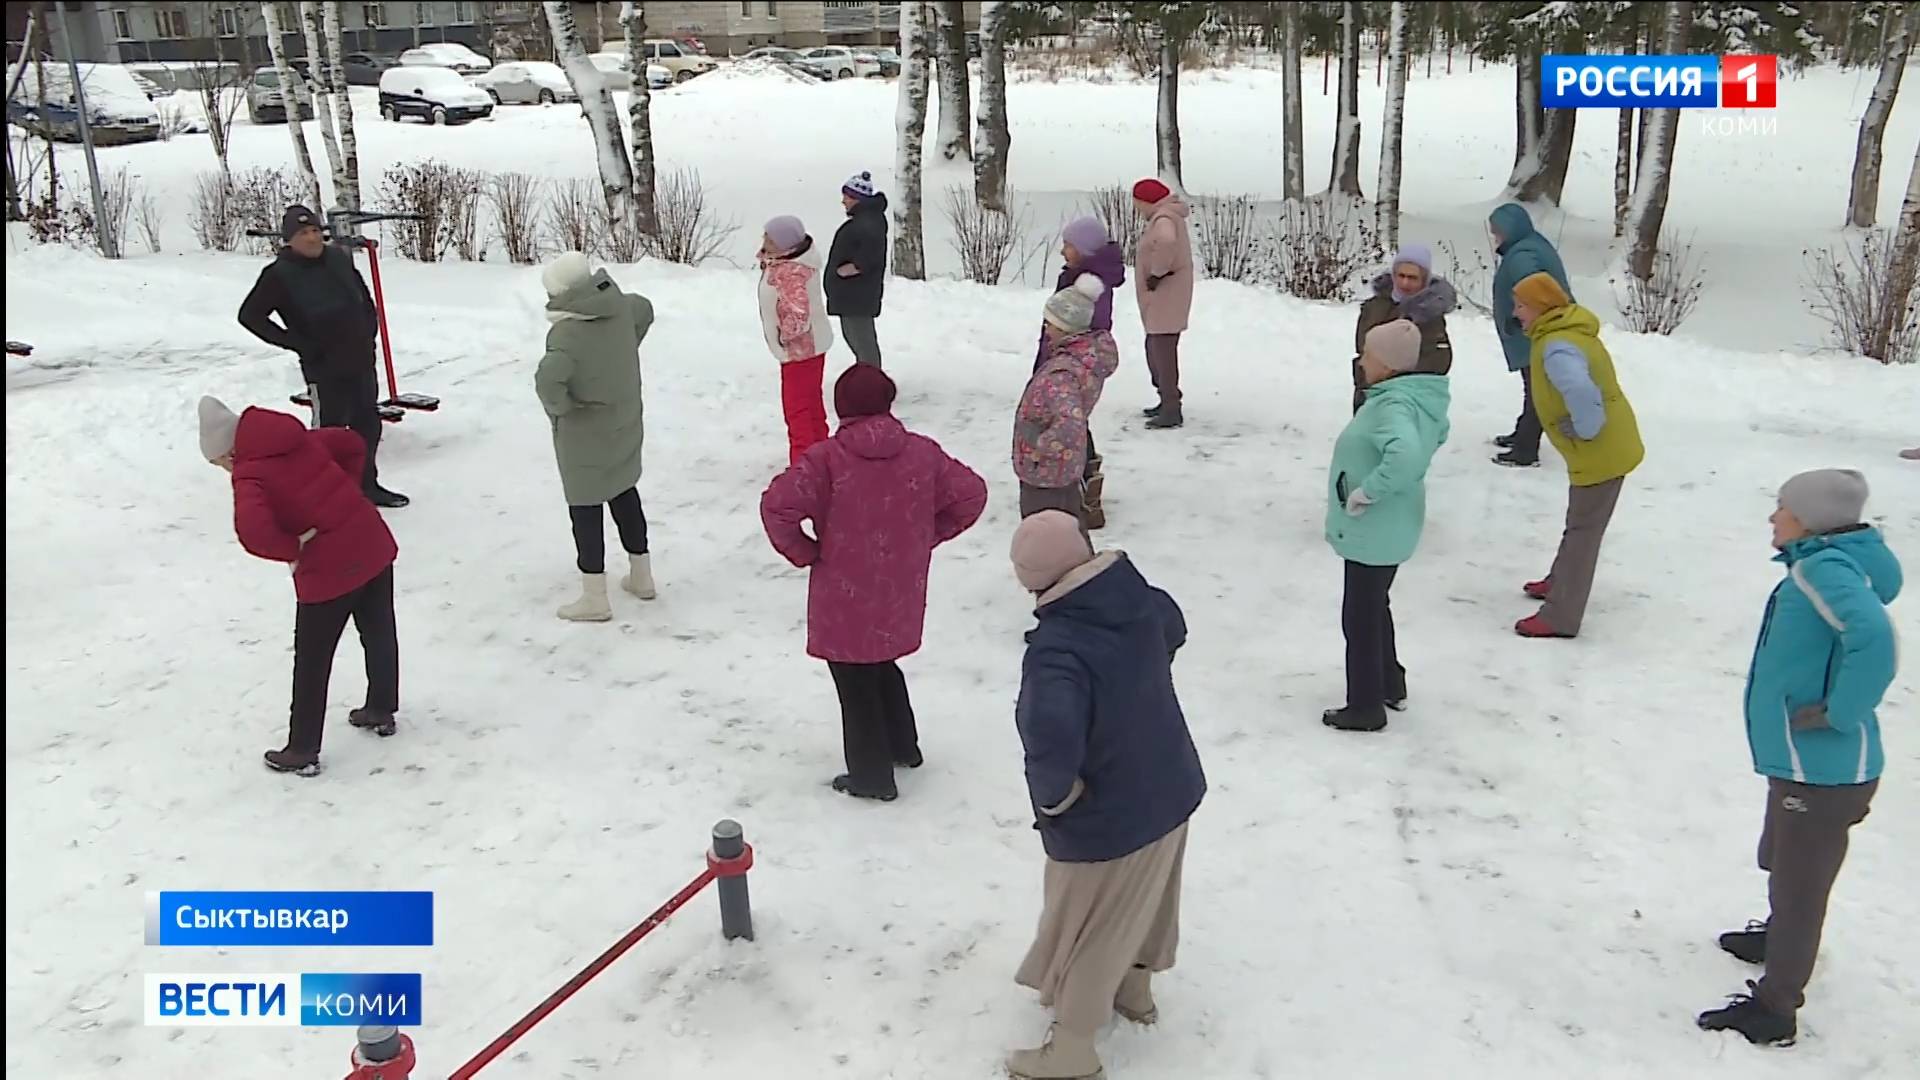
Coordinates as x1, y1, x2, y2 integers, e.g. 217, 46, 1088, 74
557, 573, 612, 622
621, 553, 656, 600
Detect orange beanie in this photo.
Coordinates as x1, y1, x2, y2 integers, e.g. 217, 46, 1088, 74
1513, 271, 1572, 313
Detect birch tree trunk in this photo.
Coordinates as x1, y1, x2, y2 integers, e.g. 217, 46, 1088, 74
934, 0, 971, 160
298, 3, 345, 207
1508, 40, 1543, 178
1625, 1, 1691, 281
1329, 1, 1363, 197
1847, 3, 1915, 227
894, 0, 931, 279
259, 2, 322, 208
321, 1, 359, 210
1280, 0, 1305, 201
1156, 24, 1183, 188
1614, 105, 1634, 236
1868, 141, 1920, 360
1377, 2, 1409, 248
620, 1, 657, 234
545, 0, 633, 226
972, 0, 1012, 210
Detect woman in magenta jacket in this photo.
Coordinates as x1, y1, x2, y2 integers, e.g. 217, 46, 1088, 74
759, 366, 988, 801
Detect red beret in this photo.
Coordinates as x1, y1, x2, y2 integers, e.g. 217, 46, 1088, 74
1132, 178, 1172, 204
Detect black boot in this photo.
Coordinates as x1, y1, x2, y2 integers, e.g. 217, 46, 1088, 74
349, 708, 398, 737
368, 486, 410, 509
1718, 920, 1767, 965
1492, 450, 1539, 468
1322, 705, 1388, 732
830, 774, 898, 802
894, 751, 924, 769
1142, 403, 1162, 418
263, 748, 322, 776
1697, 981, 1796, 1047
1145, 408, 1183, 430
1492, 433, 1516, 449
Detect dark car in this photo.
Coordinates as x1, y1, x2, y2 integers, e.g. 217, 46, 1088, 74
377, 65, 493, 125
344, 52, 400, 86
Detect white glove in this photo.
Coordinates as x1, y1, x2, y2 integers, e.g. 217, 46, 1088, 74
1345, 488, 1373, 517
298, 528, 318, 545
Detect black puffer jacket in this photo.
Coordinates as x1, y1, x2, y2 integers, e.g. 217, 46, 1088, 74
825, 194, 890, 318
237, 245, 378, 383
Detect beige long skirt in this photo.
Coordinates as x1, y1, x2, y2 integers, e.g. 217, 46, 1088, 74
1014, 821, 1189, 1036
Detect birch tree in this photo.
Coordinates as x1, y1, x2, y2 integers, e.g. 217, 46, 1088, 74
321, 2, 360, 211
1329, 1, 1363, 197
544, 0, 634, 226
972, 0, 1012, 211
1377, 2, 1410, 249
297, 3, 346, 210
1156, 15, 1183, 188
1280, 0, 1305, 201
1624, 0, 1692, 280
894, 0, 932, 279
620, 1, 658, 234
1846, 2, 1915, 227
1869, 141, 1920, 360
934, 0, 971, 161
259, 1, 322, 208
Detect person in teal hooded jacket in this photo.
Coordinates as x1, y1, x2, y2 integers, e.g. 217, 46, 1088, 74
1322, 320, 1451, 732
1699, 469, 1902, 1049
1487, 203, 1571, 467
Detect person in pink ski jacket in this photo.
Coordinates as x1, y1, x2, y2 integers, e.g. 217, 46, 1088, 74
758, 215, 836, 465
1133, 178, 1194, 429
760, 364, 988, 802
1014, 274, 1119, 527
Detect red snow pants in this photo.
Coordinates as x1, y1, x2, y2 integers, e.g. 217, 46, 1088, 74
780, 354, 830, 466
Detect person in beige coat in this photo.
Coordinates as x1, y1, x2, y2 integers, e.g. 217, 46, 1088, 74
1132, 178, 1194, 430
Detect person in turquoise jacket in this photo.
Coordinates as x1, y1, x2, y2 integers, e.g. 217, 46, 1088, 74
1322, 320, 1451, 732
1700, 469, 1902, 1048
1487, 203, 1571, 467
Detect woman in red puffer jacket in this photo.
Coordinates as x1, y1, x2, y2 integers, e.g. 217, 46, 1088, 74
199, 396, 399, 777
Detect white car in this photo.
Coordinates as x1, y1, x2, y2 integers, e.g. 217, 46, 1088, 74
469, 61, 576, 105
803, 46, 878, 79
587, 52, 673, 92
397, 43, 492, 75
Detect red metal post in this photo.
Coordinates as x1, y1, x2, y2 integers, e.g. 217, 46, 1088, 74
361, 239, 401, 401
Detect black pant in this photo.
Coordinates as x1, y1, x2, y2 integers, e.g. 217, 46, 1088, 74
1509, 369, 1543, 459
569, 487, 649, 574
1341, 561, 1405, 712
1084, 430, 1100, 481
288, 567, 399, 755
826, 660, 918, 795
311, 366, 383, 492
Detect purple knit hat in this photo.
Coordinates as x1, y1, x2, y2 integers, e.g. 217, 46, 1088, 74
764, 215, 807, 254
1061, 217, 1109, 255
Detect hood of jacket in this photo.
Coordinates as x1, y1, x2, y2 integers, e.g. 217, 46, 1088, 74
232, 406, 309, 462
1364, 372, 1452, 429
1034, 552, 1153, 630
1049, 330, 1120, 381
1146, 196, 1191, 226
546, 268, 624, 320
1489, 203, 1538, 254
1073, 242, 1128, 291
836, 412, 908, 461
1777, 526, 1904, 604
1371, 273, 1458, 323
769, 236, 826, 275
1527, 302, 1600, 342
849, 193, 891, 220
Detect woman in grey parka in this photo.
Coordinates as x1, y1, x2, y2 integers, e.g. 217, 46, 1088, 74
535, 251, 657, 621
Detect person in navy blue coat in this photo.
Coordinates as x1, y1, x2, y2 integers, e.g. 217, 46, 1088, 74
1004, 510, 1205, 1080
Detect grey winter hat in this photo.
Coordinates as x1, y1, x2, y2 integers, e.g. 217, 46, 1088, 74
1779, 469, 1870, 534
198, 395, 240, 461
764, 215, 807, 254
1043, 273, 1106, 334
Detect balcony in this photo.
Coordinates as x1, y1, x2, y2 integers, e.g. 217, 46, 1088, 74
824, 3, 899, 35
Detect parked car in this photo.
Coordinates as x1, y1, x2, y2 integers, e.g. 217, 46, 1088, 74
378, 65, 493, 125
397, 42, 492, 75
642, 39, 717, 82
469, 60, 576, 104
803, 46, 878, 80
344, 52, 400, 85
741, 46, 834, 81
863, 47, 902, 77
245, 67, 315, 124
3, 61, 160, 145
587, 52, 673, 91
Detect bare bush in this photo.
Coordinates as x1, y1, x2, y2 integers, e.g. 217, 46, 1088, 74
379, 161, 483, 262
1194, 193, 1261, 283
601, 207, 646, 263
1084, 184, 1143, 265
641, 168, 738, 266
189, 167, 294, 253
189, 171, 243, 251
1436, 239, 1493, 315
448, 170, 487, 262
1803, 230, 1920, 364
1255, 197, 1382, 302
155, 100, 195, 141
1006, 40, 1125, 84
136, 188, 166, 253
488, 171, 545, 264
97, 167, 137, 254
1613, 232, 1705, 336
544, 178, 600, 256
942, 184, 1030, 285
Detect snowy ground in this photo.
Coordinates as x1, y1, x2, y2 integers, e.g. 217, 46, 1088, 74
7, 62, 1920, 1079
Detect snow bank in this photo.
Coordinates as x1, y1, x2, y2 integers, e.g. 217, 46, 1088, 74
684, 59, 821, 89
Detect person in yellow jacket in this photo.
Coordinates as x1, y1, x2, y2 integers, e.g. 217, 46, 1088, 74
1509, 272, 1644, 638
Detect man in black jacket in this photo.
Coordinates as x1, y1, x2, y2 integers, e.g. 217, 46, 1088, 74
826, 171, 889, 368
238, 205, 408, 508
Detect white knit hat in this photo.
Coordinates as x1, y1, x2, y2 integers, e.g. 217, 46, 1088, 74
541, 250, 594, 297
1043, 273, 1106, 334
198, 395, 240, 461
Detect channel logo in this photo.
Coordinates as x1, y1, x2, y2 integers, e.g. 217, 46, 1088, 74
144, 973, 422, 1027
1541, 54, 1778, 109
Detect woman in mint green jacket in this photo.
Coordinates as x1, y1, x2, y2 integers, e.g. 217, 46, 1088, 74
1322, 320, 1452, 732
